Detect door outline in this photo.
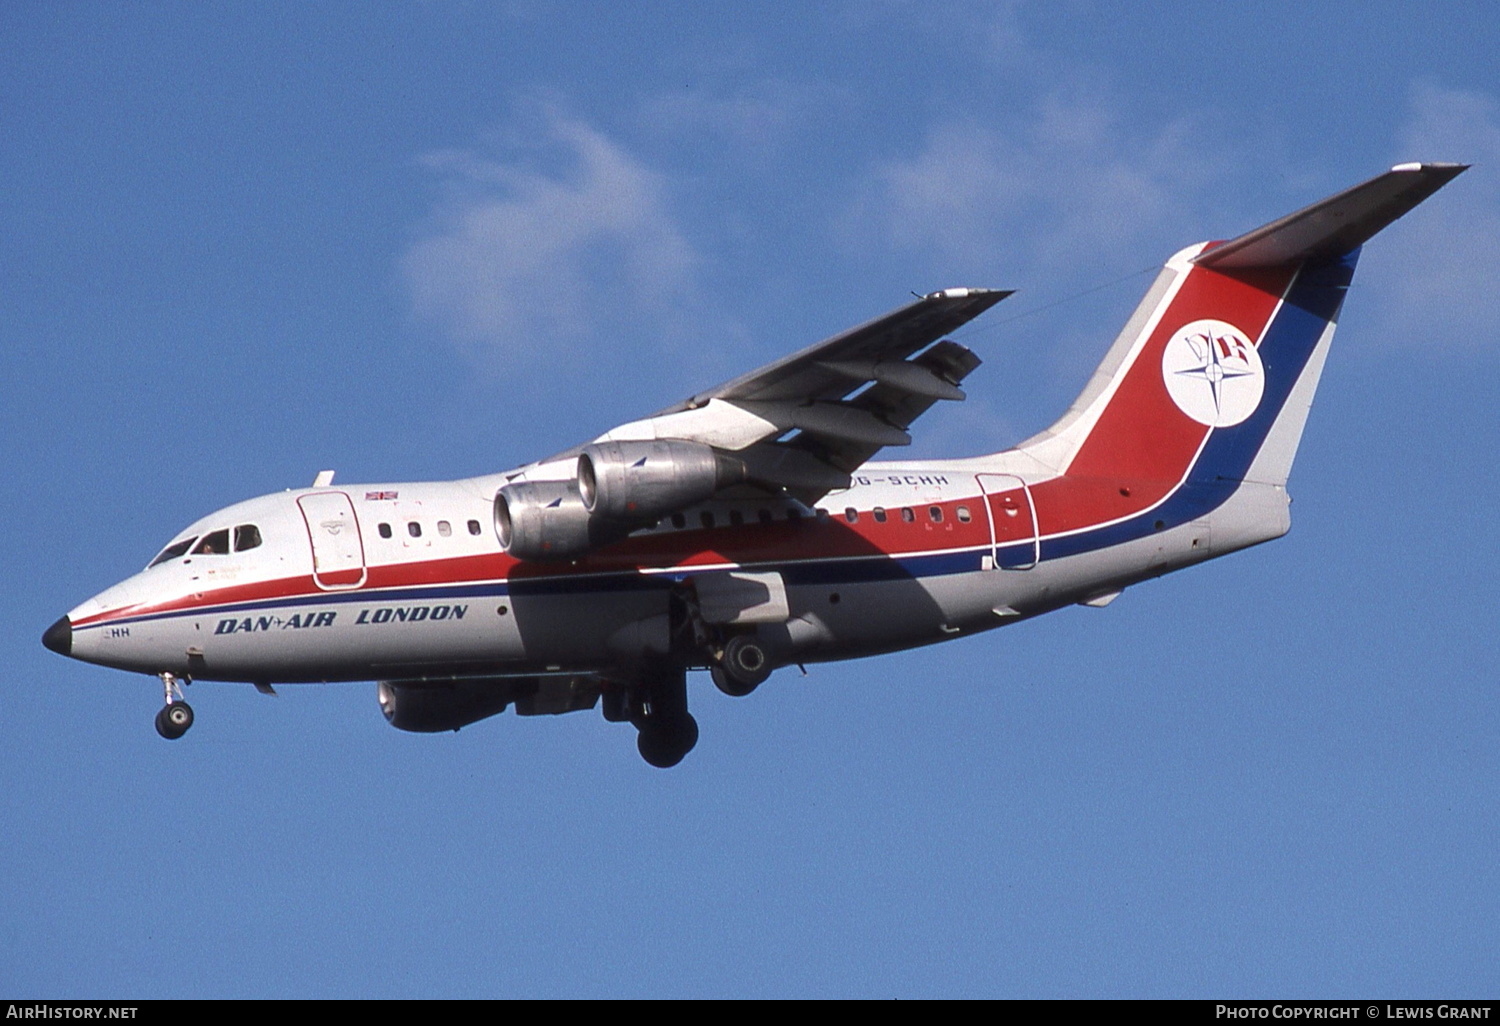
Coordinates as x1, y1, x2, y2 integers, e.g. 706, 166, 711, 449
297, 492, 368, 590
977, 473, 1040, 571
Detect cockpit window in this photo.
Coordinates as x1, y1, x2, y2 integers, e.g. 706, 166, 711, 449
234, 524, 262, 552
192, 529, 231, 555
148, 537, 197, 568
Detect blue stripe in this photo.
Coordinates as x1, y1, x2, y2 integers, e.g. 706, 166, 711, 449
1188, 250, 1356, 487
1045, 249, 1357, 559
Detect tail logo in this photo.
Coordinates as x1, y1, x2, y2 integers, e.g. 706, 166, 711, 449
1162, 319, 1264, 428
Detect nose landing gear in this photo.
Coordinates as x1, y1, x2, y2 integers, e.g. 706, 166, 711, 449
154, 672, 194, 740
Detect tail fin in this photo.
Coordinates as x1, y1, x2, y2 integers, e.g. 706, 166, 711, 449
1018, 163, 1466, 493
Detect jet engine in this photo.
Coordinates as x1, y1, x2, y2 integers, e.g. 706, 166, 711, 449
494, 480, 632, 562
578, 439, 747, 521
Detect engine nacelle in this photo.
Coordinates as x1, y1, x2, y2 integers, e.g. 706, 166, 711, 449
578, 439, 746, 521
494, 480, 632, 561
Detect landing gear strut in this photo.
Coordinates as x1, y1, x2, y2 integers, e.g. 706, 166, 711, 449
154, 672, 194, 740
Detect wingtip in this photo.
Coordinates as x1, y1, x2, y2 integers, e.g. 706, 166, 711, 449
1390, 161, 1471, 175
923, 287, 1014, 302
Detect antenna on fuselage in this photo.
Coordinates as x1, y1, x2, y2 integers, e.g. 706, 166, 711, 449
312, 470, 335, 488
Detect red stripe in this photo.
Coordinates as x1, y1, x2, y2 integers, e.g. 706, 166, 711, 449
75, 267, 1301, 636
1064, 263, 1291, 483
75, 503, 1003, 626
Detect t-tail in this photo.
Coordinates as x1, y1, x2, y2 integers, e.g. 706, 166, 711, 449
1008, 163, 1466, 564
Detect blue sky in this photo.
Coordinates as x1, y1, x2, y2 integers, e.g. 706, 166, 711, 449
3, 2, 1498, 998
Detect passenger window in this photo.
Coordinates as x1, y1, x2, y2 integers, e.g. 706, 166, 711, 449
873, 507, 887, 523
901, 508, 916, 523
467, 519, 481, 535
378, 523, 392, 539
729, 510, 744, 527
408, 522, 422, 538
234, 524, 263, 552
956, 506, 972, 523
193, 529, 230, 555
149, 538, 197, 568
816, 508, 831, 523
929, 506, 943, 523
438, 520, 452, 537
758, 509, 774, 525
786, 508, 802, 522
700, 511, 715, 529
844, 508, 859, 523
671, 512, 686, 529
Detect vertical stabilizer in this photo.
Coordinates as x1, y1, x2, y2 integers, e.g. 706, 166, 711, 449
1017, 164, 1466, 493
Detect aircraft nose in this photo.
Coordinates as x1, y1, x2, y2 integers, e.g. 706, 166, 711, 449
42, 616, 72, 656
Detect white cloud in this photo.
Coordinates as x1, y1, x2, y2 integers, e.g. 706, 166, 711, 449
1362, 82, 1500, 351
847, 95, 1244, 289
638, 81, 815, 159
402, 112, 699, 365
847, 73, 1500, 368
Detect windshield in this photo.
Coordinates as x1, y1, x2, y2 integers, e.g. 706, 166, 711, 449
147, 522, 263, 569
193, 529, 230, 555
148, 537, 197, 568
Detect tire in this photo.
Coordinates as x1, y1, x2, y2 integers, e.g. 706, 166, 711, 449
636, 713, 699, 768
711, 664, 758, 698
720, 635, 772, 691
155, 701, 193, 740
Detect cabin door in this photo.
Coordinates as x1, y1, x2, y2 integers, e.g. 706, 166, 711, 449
297, 492, 368, 590
977, 474, 1039, 571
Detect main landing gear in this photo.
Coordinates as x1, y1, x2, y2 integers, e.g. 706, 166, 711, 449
154, 672, 194, 740
597, 637, 772, 767
710, 634, 773, 698
670, 582, 777, 700
602, 669, 699, 769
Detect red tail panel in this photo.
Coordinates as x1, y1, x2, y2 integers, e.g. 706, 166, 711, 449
1064, 263, 1293, 483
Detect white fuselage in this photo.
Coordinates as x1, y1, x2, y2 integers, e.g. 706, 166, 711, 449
62, 450, 1285, 686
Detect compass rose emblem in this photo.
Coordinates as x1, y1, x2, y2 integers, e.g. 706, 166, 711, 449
1161, 318, 1264, 427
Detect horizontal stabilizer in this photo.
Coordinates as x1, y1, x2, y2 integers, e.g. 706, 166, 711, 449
1193, 162, 1468, 269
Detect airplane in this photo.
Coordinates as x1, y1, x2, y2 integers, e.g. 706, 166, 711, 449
43, 162, 1465, 767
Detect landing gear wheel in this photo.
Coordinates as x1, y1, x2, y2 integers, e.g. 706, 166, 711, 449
155, 701, 194, 740
636, 713, 699, 768
154, 671, 193, 740
711, 664, 758, 698
628, 668, 699, 767
714, 634, 772, 696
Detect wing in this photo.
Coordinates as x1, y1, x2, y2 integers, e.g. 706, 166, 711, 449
586, 287, 1010, 501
